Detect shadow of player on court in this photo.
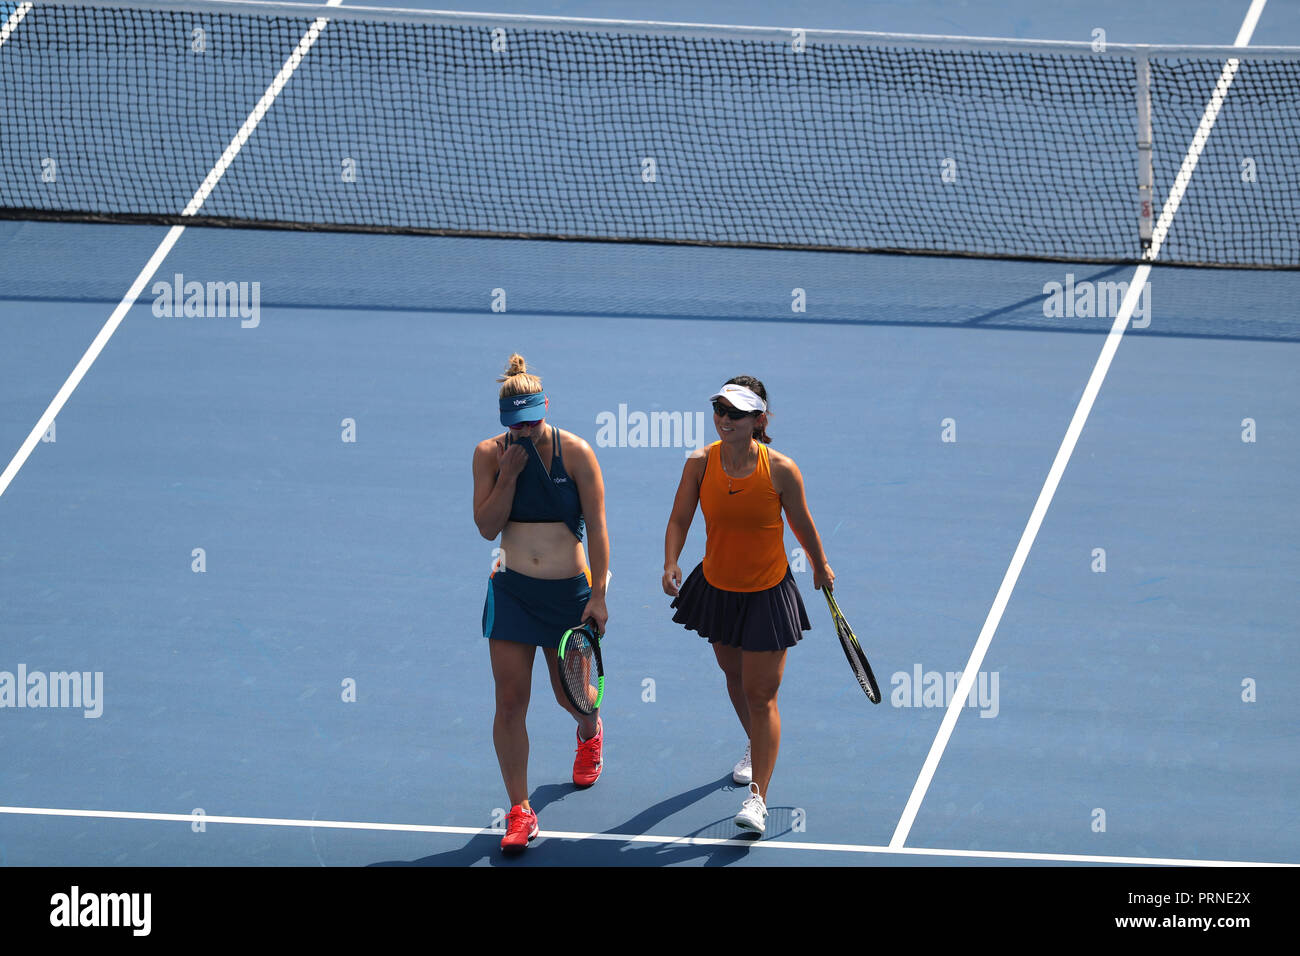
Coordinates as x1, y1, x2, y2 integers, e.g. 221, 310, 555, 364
368, 775, 795, 868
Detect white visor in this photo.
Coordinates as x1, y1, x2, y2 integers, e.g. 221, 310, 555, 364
709, 383, 766, 413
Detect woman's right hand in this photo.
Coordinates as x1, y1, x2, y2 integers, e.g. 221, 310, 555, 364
662, 563, 683, 596
497, 441, 527, 480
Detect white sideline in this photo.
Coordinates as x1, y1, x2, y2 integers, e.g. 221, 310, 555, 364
0, 2, 32, 46
0, 0, 344, 500
889, 0, 1270, 849
1147, 0, 1268, 259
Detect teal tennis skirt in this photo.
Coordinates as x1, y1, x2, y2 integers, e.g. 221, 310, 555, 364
482, 567, 592, 649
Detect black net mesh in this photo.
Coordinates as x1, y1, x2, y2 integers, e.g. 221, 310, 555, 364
1, 2, 1297, 267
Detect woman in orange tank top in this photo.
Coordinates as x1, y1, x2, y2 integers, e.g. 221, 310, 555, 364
663, 376, 834, 835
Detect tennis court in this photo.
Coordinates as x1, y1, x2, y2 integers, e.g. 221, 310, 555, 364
0, 0, 1297, 870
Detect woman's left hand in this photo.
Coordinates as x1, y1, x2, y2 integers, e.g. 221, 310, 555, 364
581, 594, 609, 635
813, 562, 835, 592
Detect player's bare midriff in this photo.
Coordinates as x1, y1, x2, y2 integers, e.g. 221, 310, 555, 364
500, 521, 586, 579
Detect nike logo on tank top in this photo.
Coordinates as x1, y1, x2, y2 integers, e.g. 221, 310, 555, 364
699, 441, 788, 592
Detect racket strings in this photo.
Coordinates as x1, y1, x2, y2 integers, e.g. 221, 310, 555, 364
826, 591, 881, 703
561, 633, 598, 712
838, 622, 869, 677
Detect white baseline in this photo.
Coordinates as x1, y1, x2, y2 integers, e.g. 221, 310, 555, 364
0, 805, 1293, 867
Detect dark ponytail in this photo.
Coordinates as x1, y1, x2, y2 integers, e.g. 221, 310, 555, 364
726, 375, 771, 444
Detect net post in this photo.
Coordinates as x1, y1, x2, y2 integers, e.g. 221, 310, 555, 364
1135, 53, 1154, 258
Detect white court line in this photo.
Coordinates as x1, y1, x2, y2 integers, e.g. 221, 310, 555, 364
889, 268, 1149, 848
1234, 0, 1270, 45
1147, 0, 1269, 259
889, 0, 1269, 850
0, 805, 1293, 867
0, 0, 344, 501
0, 2, 32, 45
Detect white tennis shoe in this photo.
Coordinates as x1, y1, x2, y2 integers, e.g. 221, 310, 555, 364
731, 742, 752, 785
734, 782, 767, 833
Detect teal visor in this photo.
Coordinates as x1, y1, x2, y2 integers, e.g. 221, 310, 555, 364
500, 392, 546, 426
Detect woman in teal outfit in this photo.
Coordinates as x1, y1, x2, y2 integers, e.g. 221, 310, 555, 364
471, 353, 610, 853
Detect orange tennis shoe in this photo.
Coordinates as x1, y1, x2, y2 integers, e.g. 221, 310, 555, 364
500, 804, 538, 853
572, 718, 603, 786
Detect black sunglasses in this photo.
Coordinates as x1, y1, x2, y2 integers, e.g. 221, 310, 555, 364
712, 400, 756, 420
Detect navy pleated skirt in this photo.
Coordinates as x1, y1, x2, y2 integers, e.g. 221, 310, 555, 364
671, 563, 810, 651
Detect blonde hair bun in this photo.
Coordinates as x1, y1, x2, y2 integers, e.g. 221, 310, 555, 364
497, 353, 543, 397
497, 353, 530, 384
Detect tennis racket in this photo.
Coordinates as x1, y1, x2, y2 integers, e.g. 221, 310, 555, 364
823, 589, 881, 703
558, 622, 605, 715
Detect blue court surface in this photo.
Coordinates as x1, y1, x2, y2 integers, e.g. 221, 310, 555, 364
0, 0, 1297, 870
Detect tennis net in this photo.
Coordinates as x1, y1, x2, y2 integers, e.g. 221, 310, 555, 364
1, 0, 1298, 267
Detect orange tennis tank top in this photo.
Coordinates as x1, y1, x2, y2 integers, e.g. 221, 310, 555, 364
700, 441, 788, 592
